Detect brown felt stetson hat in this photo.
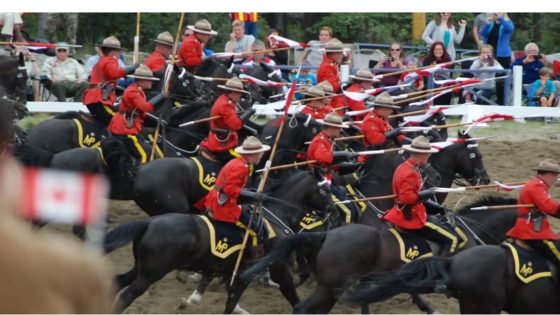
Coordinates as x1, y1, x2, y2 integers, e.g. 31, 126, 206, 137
317, 80, 335, 96
97, 36, 126, 50
318, 112, 350, 129
187, 19, 218, 36
349, 68, 378, 82
127, 65, 160, 81
301, 86, 325, 99
366, 92, 400, 109
533, 158, 560, 173
217, 77, 249, 94
152, 31, 174, 46
235, 136, 271, 154
403, 135, 438, 153
319, 38, 351, 53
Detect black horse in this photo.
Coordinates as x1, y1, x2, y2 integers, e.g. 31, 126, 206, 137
103, 167, 337, 313
240, 196, 518, 313
344, 227, 559, 313
242, 63, 285, 104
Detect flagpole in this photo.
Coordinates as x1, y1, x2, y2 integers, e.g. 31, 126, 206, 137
133, 13, 141, 65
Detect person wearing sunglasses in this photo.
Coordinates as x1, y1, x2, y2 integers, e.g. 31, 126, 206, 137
39, 42, 88, 102
422, 12, 467, 61
374, 42, 406, 88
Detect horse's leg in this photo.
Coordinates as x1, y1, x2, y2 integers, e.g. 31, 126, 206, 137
114, 266, 168, 313
411, 294, 437, 314
294, 286, 336, 314
186, 275, 214, 305
223, 280, 251, 314
295, 249, 311, 287
116, 265, 138, 290
360, 303, 370, 314
269, 259, 300, 307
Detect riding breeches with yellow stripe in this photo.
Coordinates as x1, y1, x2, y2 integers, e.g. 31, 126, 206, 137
525, 239, 560, 267
87, 103, 115, 127
413, 216, 459, 256
236, 208, 267, 246
112, 134, 149, 164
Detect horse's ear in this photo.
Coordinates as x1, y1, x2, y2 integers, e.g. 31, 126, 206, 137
458, 130, 464, 138
17, 51, 24, 66
260, 62, 274, 73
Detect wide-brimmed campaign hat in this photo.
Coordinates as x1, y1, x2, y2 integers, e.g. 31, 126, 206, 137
403, 136, 438, 153
349, 68, 377, 82
152, 31, 174, 46
317, 80, 335, 96
187, 19, 218, 35
365, 92, 400, 109
127, 65, 160, 81
235, 136, 271, 154
318, 112, 350, 129
301, 86, 325, 99
97, 36, 126, 50
533, 158, 560, 173
217, 77, 249, 94
319, 38, 351, 53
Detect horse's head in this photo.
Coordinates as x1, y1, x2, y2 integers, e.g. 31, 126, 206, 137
164, 65, 207, 103
243, 62, 284, 103
0, 53, 28, 105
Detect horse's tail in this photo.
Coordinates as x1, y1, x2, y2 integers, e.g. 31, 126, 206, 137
103, 220, 150, 253
343, 256, 452, 305
14, 142, 54, 167
240, 232, 327, 281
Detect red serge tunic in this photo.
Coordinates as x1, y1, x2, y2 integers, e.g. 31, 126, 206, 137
507, 178, 560, 240
83, 55, 126, 107
200, 94, 243, 152
108, 84, 154, 135
382, 158, 427, 229
344, 83, 366, 119
307, 131, 334, 180
179, 35, 203, 68
361, 112, 405, 147
144, 50, 167, 73
205, 156, 250, 223
317, 55, 345, 113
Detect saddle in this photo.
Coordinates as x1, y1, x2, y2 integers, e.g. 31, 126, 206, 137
72, 113, 109, 148
502, 241, 555, 284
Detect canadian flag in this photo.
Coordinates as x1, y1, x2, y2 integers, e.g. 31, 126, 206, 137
21, 168, 109, 225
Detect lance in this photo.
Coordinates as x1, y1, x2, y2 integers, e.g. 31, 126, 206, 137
179, 115, 220, 127
374, 57, 477, 79
470, 204, 532, 211
133, 13, 141, 65
334, 122, 471, 142
230, 48, 312, 287
150, 12, 185, 161
0, 41, 83, 48
211, 46, 293, 59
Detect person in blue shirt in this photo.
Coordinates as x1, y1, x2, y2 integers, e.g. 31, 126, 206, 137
512, 42, 550, 85
292, 60, 317, 100
529, 67, 557, 107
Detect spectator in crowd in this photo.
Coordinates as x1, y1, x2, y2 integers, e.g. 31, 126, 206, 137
24, 51, 40, 101
480, 12, 514, 105
292, 60, 316, 100
399, 56, 424, 92
241, 40, 276, 68
307, 26, 333, 68
472, 13, 492, 48
423, 41, 452, 105
422, 13, 467, 61
266, 28, 289, 80
512, 42, 549, 85
230, 13, 259, 38
529, 67, 557, 107
0, 13, 26, 43
225, 20, 255, 62
374, 42, 406, 88
144, 31, 174, 73
463, 44, 503, 105
39, 42, 88, 102
180, 19, 218, 72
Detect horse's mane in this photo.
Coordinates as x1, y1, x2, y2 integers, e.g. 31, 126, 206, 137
266, 169, 312, 194
456, 195, 518, 215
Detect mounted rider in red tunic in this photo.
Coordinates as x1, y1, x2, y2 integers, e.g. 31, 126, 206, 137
178, 19, 218, 73
317, 38, 350, 113
382, 136, 459, 256
345, 68, 378, 120
144, 31, 175, 73
300, 85, 333, 120
83, 36, 138, 127
199, 76, 255, 163
507, 159, 560, 267
361, 92, 407, 149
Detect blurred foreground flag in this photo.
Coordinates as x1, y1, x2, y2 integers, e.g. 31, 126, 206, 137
20, 168, 109, 225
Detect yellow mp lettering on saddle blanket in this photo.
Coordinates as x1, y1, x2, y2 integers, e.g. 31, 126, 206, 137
73, 119, 103, 148
503, 242, 552, 284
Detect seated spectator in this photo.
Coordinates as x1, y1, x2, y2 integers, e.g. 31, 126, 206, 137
144, 31, 174, 73
0, 13, 26, 43
463, 44, 503, 105
422, 41, 452, 105
399, 56, 424, 92
225, 20, 255, 62
529, 67, 557, 107
293, 60, 317, 100
24, 51, 40, 101
241, 40, 276, 68
307, 26, 333, 68
39, 42, 88, 102
512, 42, 549, 85
374, 42, 406, 88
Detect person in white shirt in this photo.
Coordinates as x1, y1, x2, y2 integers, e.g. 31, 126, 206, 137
225, 20, 255, 62
40, 42, 88, 102
422, 13, 466, 61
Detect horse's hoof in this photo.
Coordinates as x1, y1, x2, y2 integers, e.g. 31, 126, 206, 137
233, 304, 250, 314
175, 297, 189, 311
186, 290, 202, 305
265, 278, 280, 288
189, 272, 203, 282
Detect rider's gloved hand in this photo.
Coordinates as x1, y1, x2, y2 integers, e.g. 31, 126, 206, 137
384, 127, 401, 139
239, 108, 256, 122
333, 151, 357, 164
418, 188, 436, 201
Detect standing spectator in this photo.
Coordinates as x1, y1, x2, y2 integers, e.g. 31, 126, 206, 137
374, 42, 406, 88
230, 13, 259, 38
180, 19, 218, 72
144, 31, 174, 73
39, 42, 88, 102
225, 20, 255, 62
529, 67, 557, 107
422, 13, 467, 61
307, 26, 333, 68
241, 40, 276, 68
463, 45, 503, 105
480, 12, 514, 105
422, 42, 452, 105
472, 13, 492, 48
292, 60, 316, 100
0, 13, 26, 43
512, 42, 549, 85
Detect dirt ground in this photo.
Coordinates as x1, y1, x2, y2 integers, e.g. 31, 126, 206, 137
100, 135, 560, 314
